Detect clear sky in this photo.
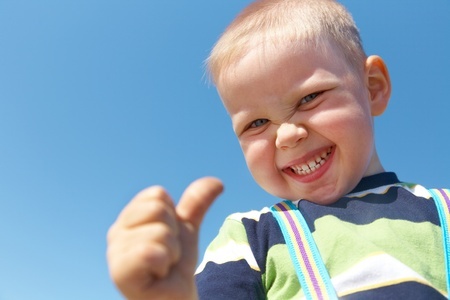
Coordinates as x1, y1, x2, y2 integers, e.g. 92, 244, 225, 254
0, 1, 449, 299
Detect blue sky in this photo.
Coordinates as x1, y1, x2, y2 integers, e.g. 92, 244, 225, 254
0, 1, 449, 299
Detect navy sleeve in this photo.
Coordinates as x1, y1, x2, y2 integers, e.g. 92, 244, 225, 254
196, 260, 266, 300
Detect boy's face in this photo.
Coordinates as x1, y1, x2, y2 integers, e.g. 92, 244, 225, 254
217, 39, 389, 204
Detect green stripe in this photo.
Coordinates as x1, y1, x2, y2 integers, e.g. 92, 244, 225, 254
312, 216, 445, 291
263, 244, 303, 299
204, 217, 249, 252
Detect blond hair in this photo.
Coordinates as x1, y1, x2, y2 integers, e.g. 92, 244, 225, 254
207, 0, 366, 84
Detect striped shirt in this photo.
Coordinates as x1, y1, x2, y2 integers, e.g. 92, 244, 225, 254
195, 172, 447, 299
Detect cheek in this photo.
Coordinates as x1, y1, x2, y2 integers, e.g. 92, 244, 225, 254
326, 109, 375, 166
315, 98, 373, 138
240, 139, 274, 175
334, 115, 374, 149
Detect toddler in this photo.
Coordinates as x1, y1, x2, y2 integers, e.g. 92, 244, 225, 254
107, 0, 449, 299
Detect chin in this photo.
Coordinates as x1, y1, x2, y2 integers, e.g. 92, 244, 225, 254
294, 186, 344, 205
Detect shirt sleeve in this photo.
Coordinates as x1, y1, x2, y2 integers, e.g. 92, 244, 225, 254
195, 215, 266, 300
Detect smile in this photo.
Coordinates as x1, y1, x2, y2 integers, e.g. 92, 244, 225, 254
289, 147, 332, 175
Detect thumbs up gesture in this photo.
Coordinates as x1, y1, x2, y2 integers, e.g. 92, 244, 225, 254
107, 177, 223, 300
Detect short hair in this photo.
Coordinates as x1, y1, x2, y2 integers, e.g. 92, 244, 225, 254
207, 0, 367, 85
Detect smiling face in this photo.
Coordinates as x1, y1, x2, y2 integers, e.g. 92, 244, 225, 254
217, 39, 391, 204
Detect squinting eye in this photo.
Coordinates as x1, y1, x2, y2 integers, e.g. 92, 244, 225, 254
300, 92, 321, 105
250, 119, 269, 128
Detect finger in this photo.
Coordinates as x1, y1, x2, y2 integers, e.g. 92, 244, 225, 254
107, 223, 181, 286
116, 186, 178, 229
176, 177, 223, 229
108, 241, 172, 292
117, 222, 182, 265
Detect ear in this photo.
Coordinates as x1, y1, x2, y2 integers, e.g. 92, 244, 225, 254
365, 55, 391, 116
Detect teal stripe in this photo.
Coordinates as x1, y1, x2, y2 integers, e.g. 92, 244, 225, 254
271, 201, 338, 300
429, 188, 450, 298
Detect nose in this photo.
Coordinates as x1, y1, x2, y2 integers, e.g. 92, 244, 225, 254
275, 123, 307, 150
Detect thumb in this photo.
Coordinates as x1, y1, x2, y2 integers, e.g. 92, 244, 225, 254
176, 177, 224, 229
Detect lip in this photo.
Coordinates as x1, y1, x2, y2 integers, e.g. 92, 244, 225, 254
282, 146, 335, 183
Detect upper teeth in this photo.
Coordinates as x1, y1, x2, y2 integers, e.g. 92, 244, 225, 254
290, 147, 332, 175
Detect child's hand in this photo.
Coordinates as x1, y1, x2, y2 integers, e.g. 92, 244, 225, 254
107, 177, 223, 300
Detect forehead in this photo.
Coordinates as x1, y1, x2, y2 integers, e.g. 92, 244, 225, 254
217, 38, 352, 113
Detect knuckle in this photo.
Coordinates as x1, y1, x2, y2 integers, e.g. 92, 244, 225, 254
136, 243, 171, 277
156, 224, 179, 246
141, 225, 180, 262
147, 202, 175, 223
139, 185, 170, 201
135, 242, 158, 261
146, 200, 167, 216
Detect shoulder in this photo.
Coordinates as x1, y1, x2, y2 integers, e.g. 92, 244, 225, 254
388, 182, 449, 211
346, 180, 447, 205
217, 207, 281, 242
225, 207, 285, 248
196, 206, 284, 274
212, 205, 283, 244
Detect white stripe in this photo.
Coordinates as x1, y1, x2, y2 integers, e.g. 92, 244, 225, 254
346, 184, 403, 198
195, 240, 260, 274
332, 253, 444, 297
227, 207, 271, 222
346, 182, 432, 200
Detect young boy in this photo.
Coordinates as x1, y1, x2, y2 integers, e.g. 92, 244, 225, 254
107, 0, 448, 299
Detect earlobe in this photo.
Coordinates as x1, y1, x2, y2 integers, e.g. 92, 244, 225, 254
365, 55, 391, 116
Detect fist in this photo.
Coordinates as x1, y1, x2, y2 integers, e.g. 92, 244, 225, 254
107, 177, 223, 300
